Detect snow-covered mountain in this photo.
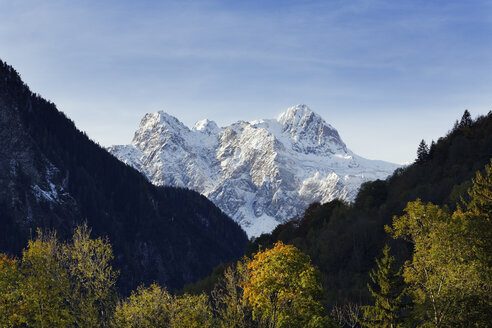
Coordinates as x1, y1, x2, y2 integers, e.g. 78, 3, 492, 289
109, 105, 400, 237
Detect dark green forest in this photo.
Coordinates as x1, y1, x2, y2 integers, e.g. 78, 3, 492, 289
0, 59, 248, 294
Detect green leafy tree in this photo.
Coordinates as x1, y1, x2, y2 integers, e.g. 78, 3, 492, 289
0, 255, 23, 328
113, 285, 214, 328
445, 159, 492, 325
243, 242, 334, 328
361, 245, 406, 328
112, 283, 172, 328
20, 231, 74, 328
465, 158, 492, 215
62, 224, 118, 328
387, 200, 455, 327
171, 293, 214, 328
387, 161, 492, 327
1, 225, 118, 328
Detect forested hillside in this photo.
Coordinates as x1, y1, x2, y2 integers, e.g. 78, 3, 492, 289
2, 160, 489, 327
183, 110, 491, 310
0, 60, 248, 293
248, 110, 492, 306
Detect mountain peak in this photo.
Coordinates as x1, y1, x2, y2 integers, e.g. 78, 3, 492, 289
277, 104, 315, 125
276, 104, 346, 154
193, 119, 219, 134
132, 111, 191, 148
137, 111, 189, 134
154, 111, 185, 127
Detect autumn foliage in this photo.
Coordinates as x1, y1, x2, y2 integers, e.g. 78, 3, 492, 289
243, 242, 330, 328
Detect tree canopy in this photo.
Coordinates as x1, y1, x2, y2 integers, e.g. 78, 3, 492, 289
243, 242, 333, 328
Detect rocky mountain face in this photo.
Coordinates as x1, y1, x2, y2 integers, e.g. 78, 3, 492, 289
109, 105, 400, 237
0, 59, 248, 293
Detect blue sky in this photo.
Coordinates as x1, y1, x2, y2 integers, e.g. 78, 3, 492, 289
1, 0, 491, 164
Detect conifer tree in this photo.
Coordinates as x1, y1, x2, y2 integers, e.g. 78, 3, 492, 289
452, 120, 459, 131
416, 140, 429, 163
459, 109, 472, 128
428, 140, 436, 159
361, 245, 406, 328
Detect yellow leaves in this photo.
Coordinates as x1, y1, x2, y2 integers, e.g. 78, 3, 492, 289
172, 293, 214, 328
243, 242, 326, 328
1, 229, 338, 327
18, 232, 74, 328
0, 254, 23, 327
113, 284, 214, 328
0, 225, 118, 328
113, 283, 172, 328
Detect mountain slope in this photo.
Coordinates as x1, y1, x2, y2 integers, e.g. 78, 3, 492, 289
248, 110, 492, 305
185, 111, 492, 305
0, 60, 248, 293
110, 105, 400, 236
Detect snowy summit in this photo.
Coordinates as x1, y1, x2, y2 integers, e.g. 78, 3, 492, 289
109, 105, 400, 237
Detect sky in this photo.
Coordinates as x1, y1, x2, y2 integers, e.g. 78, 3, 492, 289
1, 0, 491, 164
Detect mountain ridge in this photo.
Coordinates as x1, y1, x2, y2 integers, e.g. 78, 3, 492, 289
110, 104, 400, 236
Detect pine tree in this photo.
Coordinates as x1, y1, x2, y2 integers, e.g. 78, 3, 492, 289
452, 120, 459, 131
416, 140, 429, 163
428, 140, 436, 159
459, 110, 472, 128
361, 245, 406, 328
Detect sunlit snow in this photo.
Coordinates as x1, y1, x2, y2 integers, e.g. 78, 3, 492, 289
109, 105, 400, 237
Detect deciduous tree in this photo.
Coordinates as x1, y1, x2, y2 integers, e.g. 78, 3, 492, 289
112, 283, 172, 328
0, 255, 22, 328
62, 223, 118, 328
20, 232, 74, 328
243, 242, 334, 328
386, 160, 492, 327
212, 259, 253, 328
171, 293, 214, 328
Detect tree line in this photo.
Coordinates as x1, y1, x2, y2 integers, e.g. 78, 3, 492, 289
0, 226, 336, 327
1, 159, 490, 327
